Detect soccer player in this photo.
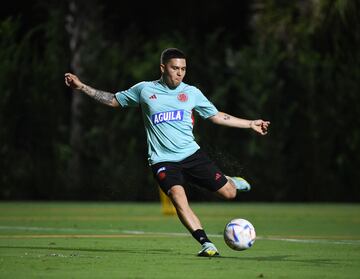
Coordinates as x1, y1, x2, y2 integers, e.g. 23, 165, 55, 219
64, 48, 270, 257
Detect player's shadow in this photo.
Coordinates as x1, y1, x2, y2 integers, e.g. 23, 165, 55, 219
219, 254, 337, 266
0, 246, 340, 265
0, 245, 174, 256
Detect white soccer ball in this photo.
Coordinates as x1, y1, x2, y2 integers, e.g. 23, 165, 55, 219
224, 218, 256, 251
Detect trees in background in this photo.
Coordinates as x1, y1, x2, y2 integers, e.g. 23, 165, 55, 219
0, 0, 358, 201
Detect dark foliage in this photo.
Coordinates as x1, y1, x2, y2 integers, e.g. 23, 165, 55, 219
0, 0, 359, 201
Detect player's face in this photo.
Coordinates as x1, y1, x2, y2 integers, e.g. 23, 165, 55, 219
161, 58, 186, 89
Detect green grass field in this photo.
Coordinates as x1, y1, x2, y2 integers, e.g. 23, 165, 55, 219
0, 202, 359, 278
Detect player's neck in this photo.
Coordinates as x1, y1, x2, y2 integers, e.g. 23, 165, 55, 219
159, 76, 180, 90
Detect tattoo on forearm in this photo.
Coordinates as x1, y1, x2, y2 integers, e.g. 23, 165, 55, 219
81, 85, 114, 106
223, 114, 231, 120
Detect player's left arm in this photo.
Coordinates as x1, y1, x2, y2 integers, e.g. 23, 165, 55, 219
208, 111, 270, 135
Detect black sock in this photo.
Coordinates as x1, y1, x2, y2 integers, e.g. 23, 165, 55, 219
191, 229, 211, 245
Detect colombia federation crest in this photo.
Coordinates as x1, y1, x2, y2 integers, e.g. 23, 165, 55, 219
177, 93, 188, 102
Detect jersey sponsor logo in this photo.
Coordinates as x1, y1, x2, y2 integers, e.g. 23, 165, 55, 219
177, 93, 188, 102
151, 110, 184, 125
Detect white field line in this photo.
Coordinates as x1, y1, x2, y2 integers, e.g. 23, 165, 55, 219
0, 225, 359, 245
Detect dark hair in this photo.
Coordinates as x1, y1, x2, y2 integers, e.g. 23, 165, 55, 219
160, 48, 186, 64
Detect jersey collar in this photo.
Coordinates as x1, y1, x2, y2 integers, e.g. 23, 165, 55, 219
158, 77, 184, 91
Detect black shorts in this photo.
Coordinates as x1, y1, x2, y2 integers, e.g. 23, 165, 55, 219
151, 149, 228, 195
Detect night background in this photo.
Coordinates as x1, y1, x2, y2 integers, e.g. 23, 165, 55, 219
1, 0, 359, 202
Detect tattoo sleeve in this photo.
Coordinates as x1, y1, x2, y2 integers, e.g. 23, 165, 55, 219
81, 85, 115, 106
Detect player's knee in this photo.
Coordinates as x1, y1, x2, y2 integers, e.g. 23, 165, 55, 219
217, 183, 237, 200
168, 185, 186, 206
223, 190, 237, 200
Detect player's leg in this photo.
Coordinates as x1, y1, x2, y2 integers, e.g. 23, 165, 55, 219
167, 185, 202, 231
181, 149, 250, 200
215, 176, 251, 199
183, 150, 228, 195
167, 185, 219, 257
151, 161, 219, 257
215, 180, 237, 199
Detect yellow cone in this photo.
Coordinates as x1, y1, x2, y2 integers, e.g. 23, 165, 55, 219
159, 187, 177, 216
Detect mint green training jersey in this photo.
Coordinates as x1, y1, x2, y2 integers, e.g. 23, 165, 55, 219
115, 79, 218, 165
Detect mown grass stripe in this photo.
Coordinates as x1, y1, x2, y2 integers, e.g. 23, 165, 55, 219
0, 226, 359, 245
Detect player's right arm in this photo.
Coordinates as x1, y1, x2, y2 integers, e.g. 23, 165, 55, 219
64, 73, 119, 107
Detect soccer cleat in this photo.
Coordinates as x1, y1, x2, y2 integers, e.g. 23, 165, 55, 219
229, 176, 251, 192
197, 242, 220, 257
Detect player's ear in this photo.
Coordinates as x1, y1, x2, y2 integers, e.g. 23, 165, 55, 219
160, 64, 165, 74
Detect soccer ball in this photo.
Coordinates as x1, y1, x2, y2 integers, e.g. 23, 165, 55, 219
224, 218, 256, 251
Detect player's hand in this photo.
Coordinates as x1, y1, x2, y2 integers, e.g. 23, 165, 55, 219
64, 73, 83, 90
250, 120, 270, 135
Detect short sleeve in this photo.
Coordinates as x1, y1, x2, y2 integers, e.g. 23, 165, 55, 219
115, 82, 146, 107
193, 88, 218, 119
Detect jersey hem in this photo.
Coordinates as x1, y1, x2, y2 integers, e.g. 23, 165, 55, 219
149, 148, 201, 166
